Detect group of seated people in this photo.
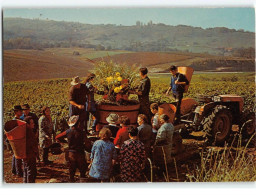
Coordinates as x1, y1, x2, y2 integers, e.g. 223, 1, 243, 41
56, 102, 175, 183
6, 102, 175, 183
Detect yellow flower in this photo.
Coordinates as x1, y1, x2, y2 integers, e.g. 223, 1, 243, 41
106, 76, 113, 83
114, 87, 121, 93
117, 76, 123, 82
116, 72, 120, 77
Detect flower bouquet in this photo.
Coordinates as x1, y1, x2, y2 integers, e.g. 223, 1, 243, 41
86, 58, 140, 105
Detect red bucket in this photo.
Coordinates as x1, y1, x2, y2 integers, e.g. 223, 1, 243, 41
5, 120, 27, 159
177, 66, 194, 93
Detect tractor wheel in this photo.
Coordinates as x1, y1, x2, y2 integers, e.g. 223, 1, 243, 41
201, 105, 232, 145
239, 112, 256, 138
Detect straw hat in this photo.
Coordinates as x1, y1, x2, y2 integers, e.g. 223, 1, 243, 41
68, 115, 79, 127
106, 113, 119, 124
71, 76, 81, 86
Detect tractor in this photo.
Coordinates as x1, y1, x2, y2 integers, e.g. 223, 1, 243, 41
159, 94, 255, 146
175, 94, 255, 145
158, 67, 255, 146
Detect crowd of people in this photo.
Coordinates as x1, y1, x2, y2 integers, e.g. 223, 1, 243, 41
5, 65, 189, 183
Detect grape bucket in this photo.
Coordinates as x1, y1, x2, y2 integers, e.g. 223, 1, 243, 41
4, 120, 27, 159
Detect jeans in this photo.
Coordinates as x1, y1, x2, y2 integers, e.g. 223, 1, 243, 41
173, 92, 183, 123
68, 151, 88, 181
42, 147, 49, 162
23, 157, 37, 183
12, 155, 23, 176
89, 111, 98, 130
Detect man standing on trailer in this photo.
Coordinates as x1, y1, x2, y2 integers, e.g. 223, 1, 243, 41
69, 76, 89, 132
166, 65, 189, 125
136, 67, 151, 121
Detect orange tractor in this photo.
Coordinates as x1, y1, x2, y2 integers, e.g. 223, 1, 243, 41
159, 67, 255, 145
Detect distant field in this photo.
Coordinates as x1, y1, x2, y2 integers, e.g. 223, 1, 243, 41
79, 50, 134, 60
3, 48, 207, 82
3, 48, 254, 82
94, 52, 200, 70
45, 48, 133, 59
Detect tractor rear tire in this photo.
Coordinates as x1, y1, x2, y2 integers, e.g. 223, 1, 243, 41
239, 112, 256, 139
201, 105, 232, 145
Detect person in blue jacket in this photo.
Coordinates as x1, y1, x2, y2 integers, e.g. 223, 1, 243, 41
165, 65, 189, 124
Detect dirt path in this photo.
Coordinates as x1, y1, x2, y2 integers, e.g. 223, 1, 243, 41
3, 135, 255, 183
4, 148, 71, 183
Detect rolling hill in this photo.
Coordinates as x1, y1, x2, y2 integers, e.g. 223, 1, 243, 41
3, 49, 92, 82
3, 18, 255, 55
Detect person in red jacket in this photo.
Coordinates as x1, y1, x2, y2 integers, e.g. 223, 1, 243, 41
114, 116, 130, 149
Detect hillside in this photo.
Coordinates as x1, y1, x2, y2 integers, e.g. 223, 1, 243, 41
3, 49, 201, 82
3, 18, 255, 55
4, 48, 254, 82
3, 49, 92, 82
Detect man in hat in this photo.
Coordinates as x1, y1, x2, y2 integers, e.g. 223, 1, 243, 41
104, 113, 120, 138
13, 105, 23, 120
11, 105, 24, 177
55, 115, 88, 182
20, 104, 39, 135
69, 76, 89, 132
165, 65, 189, 125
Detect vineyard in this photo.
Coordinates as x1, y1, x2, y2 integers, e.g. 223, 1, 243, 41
3, 72, 255, 131
3, 71, 256, 183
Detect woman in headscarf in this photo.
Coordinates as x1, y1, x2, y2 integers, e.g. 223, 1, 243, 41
155, 114, 174, 146
154, 114, 174, 163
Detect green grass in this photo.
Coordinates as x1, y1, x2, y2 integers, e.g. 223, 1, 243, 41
79, 50, 134, 60
45, 48, 133, 59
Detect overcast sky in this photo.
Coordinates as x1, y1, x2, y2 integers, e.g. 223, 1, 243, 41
3, 7, 255, 32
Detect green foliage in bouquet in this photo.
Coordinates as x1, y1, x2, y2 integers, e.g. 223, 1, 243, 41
87, 58, 141, 104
